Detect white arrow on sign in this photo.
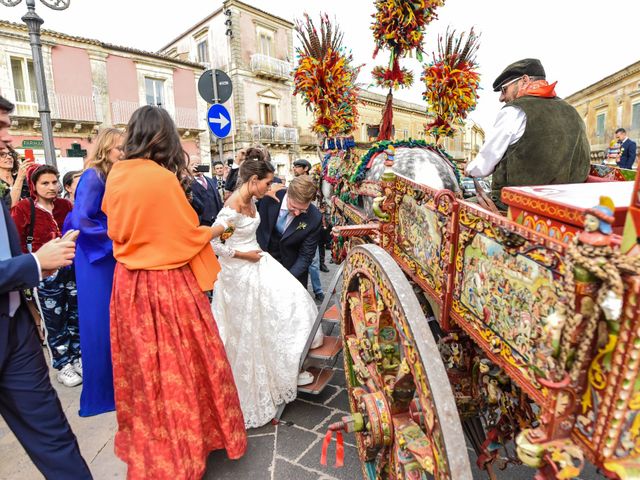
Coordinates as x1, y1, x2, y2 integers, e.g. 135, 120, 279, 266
209, 113, 230, 129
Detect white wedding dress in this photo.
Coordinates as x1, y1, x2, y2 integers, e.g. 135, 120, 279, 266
211, 206, 318, 428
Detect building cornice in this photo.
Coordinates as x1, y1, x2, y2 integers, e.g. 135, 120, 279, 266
0, 20, 204, 70
225, 0, 294, 29
565, 60, 640, 102
159, 7, 223, 52
159, 0, 293, 53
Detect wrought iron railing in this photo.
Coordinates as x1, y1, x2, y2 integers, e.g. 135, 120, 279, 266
174, 107, 199, 129
251, 124, 298, 144
111, 100, 140, 125
13, 88, 38, 116
52, 93, 97, 122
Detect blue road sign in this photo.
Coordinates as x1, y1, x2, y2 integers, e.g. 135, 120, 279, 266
207, 104, 232, 138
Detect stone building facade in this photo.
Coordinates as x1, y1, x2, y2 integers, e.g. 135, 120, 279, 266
565, 60, 640, 159
161, 0, 297, 177
0, 20, 210, 174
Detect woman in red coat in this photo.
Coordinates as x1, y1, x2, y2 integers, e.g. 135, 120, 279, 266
11, 164, 82, 387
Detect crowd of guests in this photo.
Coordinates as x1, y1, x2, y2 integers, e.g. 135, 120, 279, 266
0, 95, 329, 480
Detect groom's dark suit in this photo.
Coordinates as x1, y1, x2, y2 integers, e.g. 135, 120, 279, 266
0, 200, 91, 479
257, 188, 322, 286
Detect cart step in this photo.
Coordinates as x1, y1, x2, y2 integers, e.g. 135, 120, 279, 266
298, 367, 335, 395
308, 336, 342, 361
323, 304, 340, 324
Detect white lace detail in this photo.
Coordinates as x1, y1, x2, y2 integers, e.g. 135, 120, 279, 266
211, 208, 237, 258
211, 206, 318, 428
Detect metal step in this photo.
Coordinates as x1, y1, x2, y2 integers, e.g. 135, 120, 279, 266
297, 367, 336, 395
308, 336, 342, 361
322, 304, 340, 324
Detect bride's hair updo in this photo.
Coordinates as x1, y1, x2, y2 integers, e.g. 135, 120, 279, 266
238, 147, 275, 185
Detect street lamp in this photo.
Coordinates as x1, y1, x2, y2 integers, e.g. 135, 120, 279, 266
0, 0, 71, 168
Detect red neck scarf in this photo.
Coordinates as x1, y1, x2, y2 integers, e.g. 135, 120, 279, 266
516, 80, 557, 99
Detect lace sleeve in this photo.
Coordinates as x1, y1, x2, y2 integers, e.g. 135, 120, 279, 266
211, 209, 236, 258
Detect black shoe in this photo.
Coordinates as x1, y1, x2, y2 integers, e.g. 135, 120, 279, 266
319, 264, 330, 272
315, 293, 325, 302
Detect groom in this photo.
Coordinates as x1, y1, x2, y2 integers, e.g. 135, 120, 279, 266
257, 175, 322, 286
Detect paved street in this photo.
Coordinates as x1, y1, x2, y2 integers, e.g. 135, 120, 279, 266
0, 263, 603, 479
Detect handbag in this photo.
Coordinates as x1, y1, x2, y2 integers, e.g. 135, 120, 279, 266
24, 197, 46, 344
24, 290, 46, 344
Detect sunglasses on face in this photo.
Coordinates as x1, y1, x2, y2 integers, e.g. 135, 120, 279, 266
500, 76, 523, 95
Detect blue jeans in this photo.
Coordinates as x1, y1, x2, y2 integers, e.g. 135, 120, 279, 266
37, 267, 81, 370
309, 249, 323, 296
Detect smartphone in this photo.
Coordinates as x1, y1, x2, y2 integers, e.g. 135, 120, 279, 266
195, 164, 210, 173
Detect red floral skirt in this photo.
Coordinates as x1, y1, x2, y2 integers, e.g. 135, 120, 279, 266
110, 264, 246, 480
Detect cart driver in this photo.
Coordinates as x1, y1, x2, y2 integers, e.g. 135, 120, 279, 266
464, 58, 590, 211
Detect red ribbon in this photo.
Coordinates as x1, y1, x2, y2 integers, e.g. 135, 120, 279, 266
320, 430, 345, 467
335, 431, 344, 467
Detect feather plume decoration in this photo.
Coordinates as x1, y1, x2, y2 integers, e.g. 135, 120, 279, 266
294, 14, 361, 137
421, 28, 481, 141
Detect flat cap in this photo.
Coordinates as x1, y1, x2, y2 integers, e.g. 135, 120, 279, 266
293, 159, 312, 170
492, 58, 546, 92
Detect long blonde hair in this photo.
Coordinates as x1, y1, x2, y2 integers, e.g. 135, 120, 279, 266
86, 128, 123, 179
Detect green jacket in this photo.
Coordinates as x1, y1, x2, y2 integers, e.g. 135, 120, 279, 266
491, 96, 591, 203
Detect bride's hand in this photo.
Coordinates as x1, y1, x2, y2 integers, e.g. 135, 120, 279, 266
236, 250, 263, 263
265, 183, 285, 202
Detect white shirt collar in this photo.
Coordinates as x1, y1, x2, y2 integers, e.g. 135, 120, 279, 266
279, 193, 289, 213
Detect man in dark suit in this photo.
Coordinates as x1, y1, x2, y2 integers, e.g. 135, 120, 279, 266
0, 96, 92, 479
257, 175, 322, 286
616, 128, 637, 170
189, 157, 224, 226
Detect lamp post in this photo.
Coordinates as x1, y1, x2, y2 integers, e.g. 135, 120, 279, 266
0, 0, 71, 168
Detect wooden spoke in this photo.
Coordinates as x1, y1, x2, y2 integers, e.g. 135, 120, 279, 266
341, 244, 472, 480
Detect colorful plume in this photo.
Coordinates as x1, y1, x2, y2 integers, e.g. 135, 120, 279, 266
293, 14, 361, 137
421, 28, 481, 141
371, 0, 445, 90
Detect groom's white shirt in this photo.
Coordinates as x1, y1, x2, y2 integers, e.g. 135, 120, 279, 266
278, 193, 295, 231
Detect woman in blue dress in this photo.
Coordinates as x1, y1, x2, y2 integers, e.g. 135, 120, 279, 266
64, 128, 123, 416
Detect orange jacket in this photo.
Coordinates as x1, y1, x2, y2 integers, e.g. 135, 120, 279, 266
102, 159, 219, 291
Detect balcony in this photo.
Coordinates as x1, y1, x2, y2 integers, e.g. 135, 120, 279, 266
250, 54, 292, 81
111, 100, 140, 126
174, 107, 200, 130
252, 125, 298, 145
13, 89, 98, 124
52, 94, 97, 122
13, 88, 38, 117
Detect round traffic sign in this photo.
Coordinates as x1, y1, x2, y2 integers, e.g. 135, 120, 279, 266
207, 104, 232, 139
198, 69, 233, 104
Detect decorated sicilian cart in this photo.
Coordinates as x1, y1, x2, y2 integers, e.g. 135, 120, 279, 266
292, 4, 640, 480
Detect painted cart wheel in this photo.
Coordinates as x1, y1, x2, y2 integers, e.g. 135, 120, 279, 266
341, 244, 472, 480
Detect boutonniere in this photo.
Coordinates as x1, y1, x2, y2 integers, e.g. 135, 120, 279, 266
0, 181, 7, 199
296, 222, 308, 231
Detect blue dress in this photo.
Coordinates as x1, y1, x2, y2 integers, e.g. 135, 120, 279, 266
64, 168, 116, 417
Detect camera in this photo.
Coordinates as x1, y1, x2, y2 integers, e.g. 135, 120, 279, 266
194, 164, 210, 173
226, 158, 234, 167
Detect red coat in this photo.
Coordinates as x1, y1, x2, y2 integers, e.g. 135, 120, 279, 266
11, 197, 72, 253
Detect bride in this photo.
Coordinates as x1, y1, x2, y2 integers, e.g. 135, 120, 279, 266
211, 148, 321, 428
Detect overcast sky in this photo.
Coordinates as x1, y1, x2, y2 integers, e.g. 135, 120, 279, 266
2, 0, 639, 132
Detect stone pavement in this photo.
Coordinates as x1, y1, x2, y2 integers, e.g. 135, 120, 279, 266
0, 263, 603, 479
